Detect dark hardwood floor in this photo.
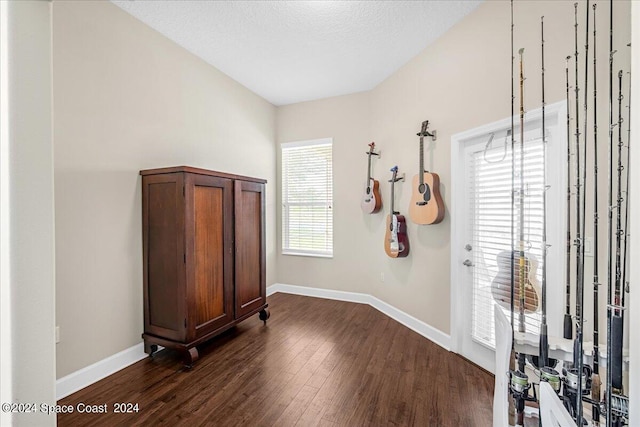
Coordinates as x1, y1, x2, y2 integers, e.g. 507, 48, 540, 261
58, 293, 494, 426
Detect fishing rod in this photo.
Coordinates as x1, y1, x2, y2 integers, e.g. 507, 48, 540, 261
575, 0, 591, 423
572, 5, 583, 372
610, 67, 624, 398
564, 4, 589, 423
590, 4, 601, 423
537, 17, 564, 403
564, 55, 573, 342
602, 68, 629, 427
615, 70, 624, 321
576, 0, 590, 421
504, 5, 532, 423
572, 4, 582, 313
518, 45, 526, 339
605, 0, 615, 424
573, 0, 583, 376
509, 46, 530, 427
508, 2, 517, 424
611, 65, 632, 427
509, 0, 516, 348
539, 15, 549, 371
620, 62, 631, 322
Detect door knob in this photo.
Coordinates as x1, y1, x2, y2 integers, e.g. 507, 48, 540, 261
463, 259, 473, 267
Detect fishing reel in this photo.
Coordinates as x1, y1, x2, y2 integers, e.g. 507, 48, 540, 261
560, 366, 593, 424
510, 370, 531, 397
508, 369, 539, 427
509, 369, 538, 406
562, 365, 593, 396
539, 366, 562, 394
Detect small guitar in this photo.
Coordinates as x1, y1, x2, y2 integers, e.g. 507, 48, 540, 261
490, 250, 541, 313
384, 166, 409, 258
361, 142, 382, 214
409, 120, 445, 225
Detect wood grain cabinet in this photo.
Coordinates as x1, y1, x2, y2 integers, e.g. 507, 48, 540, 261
140, 166, 269, 366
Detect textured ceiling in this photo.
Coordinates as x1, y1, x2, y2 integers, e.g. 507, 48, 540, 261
111, 1, 482, 106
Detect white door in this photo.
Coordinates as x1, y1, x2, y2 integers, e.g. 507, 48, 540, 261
450, 102, 567, 374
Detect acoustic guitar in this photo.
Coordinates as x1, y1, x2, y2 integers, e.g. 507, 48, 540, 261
409, 120, 445, 225
384, 166, 409, 258
361, 142, 382, 214
490, 250, 541, 313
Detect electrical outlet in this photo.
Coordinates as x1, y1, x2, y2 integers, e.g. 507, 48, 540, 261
55, 326, 60, 343
380, 272, 385, 282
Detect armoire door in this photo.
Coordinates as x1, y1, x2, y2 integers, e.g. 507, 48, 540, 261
234, 180, 266, 318
142, 172, 187, 342
185, 173, 234, 340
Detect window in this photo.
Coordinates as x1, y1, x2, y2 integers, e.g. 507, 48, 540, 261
281, 138, 333, 257
470, 134, 545, 348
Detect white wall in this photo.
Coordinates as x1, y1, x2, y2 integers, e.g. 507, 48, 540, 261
276, 92, 372, 295
0, 2, 11, 423
53, 1, 276, 378
8, 1, 57, 425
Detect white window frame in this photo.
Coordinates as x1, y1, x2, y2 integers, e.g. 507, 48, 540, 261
450, 101, 567, 360
281, 138, 333, 258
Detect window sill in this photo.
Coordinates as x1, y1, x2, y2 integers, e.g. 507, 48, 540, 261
282, 251, 333, 259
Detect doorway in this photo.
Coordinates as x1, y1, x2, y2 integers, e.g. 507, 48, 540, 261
450, 102, 567, 373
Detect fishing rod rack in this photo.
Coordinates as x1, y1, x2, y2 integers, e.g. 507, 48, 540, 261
501, 1, 631, 426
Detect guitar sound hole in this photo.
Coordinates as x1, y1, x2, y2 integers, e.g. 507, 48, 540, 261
366, 187, 371, 195
418, 183, 431, 202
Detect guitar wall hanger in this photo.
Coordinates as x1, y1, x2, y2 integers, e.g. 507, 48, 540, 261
388, 173, 405, 183
416, 124, 437, 141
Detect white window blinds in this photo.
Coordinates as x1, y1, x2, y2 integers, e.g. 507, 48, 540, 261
469, 137, 544, 349
281, 139, 333, 257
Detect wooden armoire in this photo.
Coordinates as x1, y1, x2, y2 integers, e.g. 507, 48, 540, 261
140, 166, 269, 366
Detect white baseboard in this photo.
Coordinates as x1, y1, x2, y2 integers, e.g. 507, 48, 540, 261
267, 283, 451, 351
57, 284, 450, 401
56, 342, 148, 400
